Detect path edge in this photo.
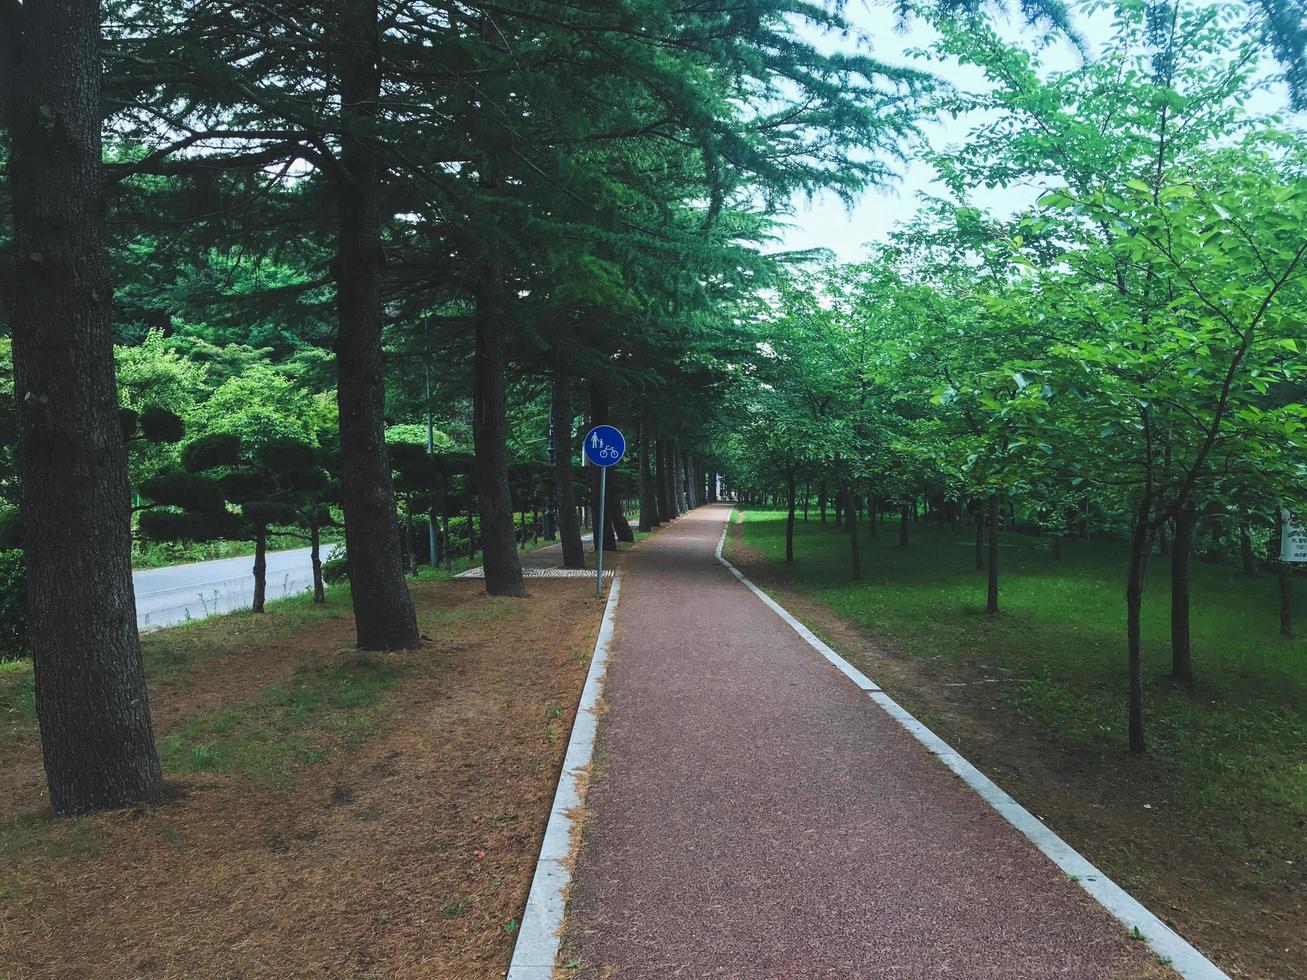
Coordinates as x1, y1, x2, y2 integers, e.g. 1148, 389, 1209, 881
506, 573, 622, 980
714, 511, 1227, 980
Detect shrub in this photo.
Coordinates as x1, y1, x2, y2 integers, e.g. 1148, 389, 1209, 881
322, 549, 350, 584
0, 549, 29, 662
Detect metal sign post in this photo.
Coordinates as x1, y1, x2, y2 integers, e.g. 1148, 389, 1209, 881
583, 425, 626, 596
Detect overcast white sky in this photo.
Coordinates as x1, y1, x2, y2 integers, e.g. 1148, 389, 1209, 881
776, 0, 1300, 261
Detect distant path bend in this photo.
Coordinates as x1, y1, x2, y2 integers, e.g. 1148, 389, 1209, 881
562, 503, 1160, 979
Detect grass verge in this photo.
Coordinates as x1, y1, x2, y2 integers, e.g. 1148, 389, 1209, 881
732, 508, 1305, 978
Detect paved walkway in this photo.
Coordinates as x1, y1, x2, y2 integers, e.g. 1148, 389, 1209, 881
563, 504, 1155, 978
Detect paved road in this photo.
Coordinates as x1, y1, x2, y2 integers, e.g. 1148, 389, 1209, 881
562, 504, 1156, 978
133, 546, 332, 630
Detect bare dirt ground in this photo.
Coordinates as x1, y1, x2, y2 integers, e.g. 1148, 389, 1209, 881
0, 577, 606, 979
729, 537, 1304, 980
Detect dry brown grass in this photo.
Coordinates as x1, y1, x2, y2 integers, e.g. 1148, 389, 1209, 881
0, 578, 606, 979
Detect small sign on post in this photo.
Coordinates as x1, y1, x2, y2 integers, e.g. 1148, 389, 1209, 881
1281, 508, 1307, 563
583, 425, 626, 596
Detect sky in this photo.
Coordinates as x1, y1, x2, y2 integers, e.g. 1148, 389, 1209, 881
776, 0, 1301, 262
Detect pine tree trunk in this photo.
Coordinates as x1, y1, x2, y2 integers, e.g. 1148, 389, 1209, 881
986, 494, 999, 614
311, 518, 325, 603
472, 252, 527, 596
5, 0, 164, 813
655, 437, 672, 522
675, 445, 689, 513
1170, 504, 1196, 682
610, 476, 635, 542
898, 502, 910, 547
334, 0, 420, 649
846, 488, 862, 581
550, 361, 584, 569
252, 530, 268, 613
638, 425, 657, 532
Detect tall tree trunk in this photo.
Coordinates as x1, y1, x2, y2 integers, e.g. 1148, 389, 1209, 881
471, 254, 528, 595
674, 444, 689, 513
638, 424, 657, 532
1240, 522, 1256, 575
550, 361, 584, 569
1125, 499, 1151, 755
898, 502, 910, 547
252, 530, 268, 613
819, 482, 827, 524
834, 491, 843, 528
1170, 503, 1196, 682
5, 0, 164, 813
986, 494, 999, 614
588, 385, 617, 552
310, 516, 325, 603
846, 487, 862, 581
679, 447, 690, 512
610, 476, 635, 542
785, 474, 796, 563
802, 484, 810, 522
653, 437, 670, 523
868, 494, 877, 539
334, 0, 421, 648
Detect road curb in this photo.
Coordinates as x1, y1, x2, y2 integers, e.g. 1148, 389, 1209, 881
506, 573, 622, 979
714, 513, 1227, 980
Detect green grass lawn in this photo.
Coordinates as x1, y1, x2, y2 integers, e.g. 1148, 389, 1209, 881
733, 508, 1307, 862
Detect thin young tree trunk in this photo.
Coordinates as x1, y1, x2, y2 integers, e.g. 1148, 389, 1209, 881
785, 473, 796, 563
334, 0, 420, 648
311, 516, 325, 603
550, 361, 584, 569
1275, 520, 1293, 636
898, 502, 910, 547
834, 491, 843, 528
252, 530, 268, 613
868, 494, 877, 539
819, 482, 827, 524
846, 487, 862, 581
802, 484, 810, 522
4, 0, 164, 813
472, 254, 527, 596
986, 494, 999, 614
1170, 503, 1196, 682
1125, 499, 1151, 755
975, 507, 985, 570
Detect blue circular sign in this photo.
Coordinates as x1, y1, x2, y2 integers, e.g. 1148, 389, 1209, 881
583, 425, 625, 467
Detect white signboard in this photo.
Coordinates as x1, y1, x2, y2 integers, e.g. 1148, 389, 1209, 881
1280, 508, 1307, 563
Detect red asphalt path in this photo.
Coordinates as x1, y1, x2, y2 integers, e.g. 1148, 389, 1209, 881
562, 504, 1158, 979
